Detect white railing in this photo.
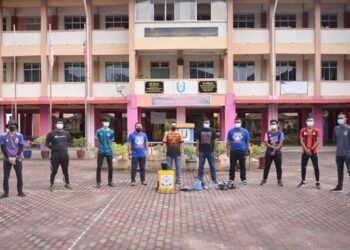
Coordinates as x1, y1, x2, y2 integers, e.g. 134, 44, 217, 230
3, 31, 41, 46
321, 81, 350, 96
276, 29, 314, 43
92, 30, 129, 44
93, 82, 129, 97
233, 29, 269, 43
48, 82, 85, 97
2, 82, 41, 97
321, 29, 350, 43
234, 81, 269, 96
49, 30, 85, 45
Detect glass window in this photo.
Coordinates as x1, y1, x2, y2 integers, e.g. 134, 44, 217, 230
24, 63, 41, 82
321, 14, 337, 28
233, 61, 255, 81
197, 1, 211, 21
64, 62, 85, 82
3, 17, 6, 31
105, 16, 129, 29
233, 14, 255, 28
150, 61, 170, 79
105, 62, 129, 82
64, 16, 86, 30
275, 14, 296, 28
276, 61, 296, 81
136, 0, 153, 21
321, 61, 337, 81
153, 0, 175, 21
25, 17, 41, 31
190, 61, 214, 79
175, 0, 196, 21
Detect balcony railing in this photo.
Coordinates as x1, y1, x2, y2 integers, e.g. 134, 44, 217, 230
234, 81, 269, 96
93, 82, 129, 97
48, 82, 85, 97
321, 81, 350, 96
2, 82, 41, 98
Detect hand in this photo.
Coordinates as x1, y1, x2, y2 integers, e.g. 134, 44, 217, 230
9, 157, 16, 166
128, 154, 132, 160
305, 149, 312, 156
270, 150, 276, 157
227, 152, 230, 158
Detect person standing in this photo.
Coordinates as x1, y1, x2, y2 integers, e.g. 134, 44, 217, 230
330, 112, 350, 194
298, 113, 321, 189
260, 119, 284, 187
0, 120, 26, 198
128, 122, 149, 186
163, 121, 184, 184
46, 118, 72, 192
95, 116, 115, 188
196, 118, 217, 185
227, 117, 250, 187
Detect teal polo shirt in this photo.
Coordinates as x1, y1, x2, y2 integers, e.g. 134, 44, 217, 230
95, 128, 115, 155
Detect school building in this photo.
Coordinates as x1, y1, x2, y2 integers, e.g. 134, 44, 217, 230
0, 0, 349, 145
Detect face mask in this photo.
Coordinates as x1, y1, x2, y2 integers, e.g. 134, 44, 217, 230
8, 125, 16, 132
171, 126, 176, 131
103, 122, 110, 128
306, 121, 314, 127
270, 124, 277, 130
234, 123, 241, 128
203, 123, 210, 128
337, 119, 345, 125
136, 128, 142, 132
56, 123, 64, 129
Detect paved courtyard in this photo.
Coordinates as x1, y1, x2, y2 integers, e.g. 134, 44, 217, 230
0, 150, 350, 250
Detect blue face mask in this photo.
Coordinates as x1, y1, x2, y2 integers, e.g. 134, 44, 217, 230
337, 119, 345, 125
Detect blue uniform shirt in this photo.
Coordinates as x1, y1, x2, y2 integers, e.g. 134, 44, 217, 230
128, 131, 148, 158
227, 127, 250, 152
95, 128, 115, 155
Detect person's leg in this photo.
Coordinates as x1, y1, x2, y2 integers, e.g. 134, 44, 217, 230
263, 153, 273, 181
166, 156, 173, 170
175, 156, 181, 182
106, 155, 113, 184
3, 160, 12, 194
336, 156, 345, 189
229, 151, 237, 181
139, 157, 146, 182
197, 152, 205, 182
96, 154, 104, 184
238, 151, 246, 181
345, 155, 350, 179
207, 152, 217, 182
310, 153, 320, 183
50, 156, 60, 185
274, 153, 282, 181
60, 156, 70, 184
301, 153, 309, 182
13, 160, 24, 194
131, 157, 137, 182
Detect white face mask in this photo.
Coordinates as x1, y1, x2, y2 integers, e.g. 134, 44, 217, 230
234, 123, 241, 128
306, 121, 314, 127
103, 122, 110, 128
270, 124, 278, 130
203, 123, 210, 128
56, 123, 64, 129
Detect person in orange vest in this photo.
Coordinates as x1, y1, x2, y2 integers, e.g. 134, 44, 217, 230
298, 113, 321, 189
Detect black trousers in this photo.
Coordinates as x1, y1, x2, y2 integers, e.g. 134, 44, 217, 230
96, 154, 113, 183
229, 151, 246, 181
131, 157, 146, 182
335, 155, 350, 189
3, 159, 23, 194
50, 154, 70, 185
263, 152, 282, 181
301, 152, 320, 182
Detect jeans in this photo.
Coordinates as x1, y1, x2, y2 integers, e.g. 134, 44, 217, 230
3, 159, 23, 194
96, 154, 113, 184
263, 152, 282, 181
301, 152, 320, 182
197, 152, 217, 182
335, 155, 350, 189
229, 151, 246, 181
50, 154, 70, 185
131, 157, 146, 182
166, 156, 181, 181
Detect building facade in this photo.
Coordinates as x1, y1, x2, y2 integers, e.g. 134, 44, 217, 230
0, 0, 349, 146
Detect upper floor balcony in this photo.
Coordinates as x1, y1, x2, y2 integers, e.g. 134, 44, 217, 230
2, 31, 41, 57
321, 29, 350, 54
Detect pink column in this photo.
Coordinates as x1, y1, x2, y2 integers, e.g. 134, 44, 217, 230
312, 105, 323, 147
223, 93, 236, 141
176, 107, 186, 123
39, 105, 49, 136
261, 108, 269, 141
127, 95, 138, 136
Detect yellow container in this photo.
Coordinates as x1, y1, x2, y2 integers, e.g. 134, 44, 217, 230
157, 170, 175, 193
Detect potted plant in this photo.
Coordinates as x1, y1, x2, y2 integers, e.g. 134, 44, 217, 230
34, 136, 50, 159
72, 137, 87, 159
214, 142, 226, 171
23, 140, 33, 159
183, 144, 197, 171
112, 143, 129, 169
249, 143, 266, 169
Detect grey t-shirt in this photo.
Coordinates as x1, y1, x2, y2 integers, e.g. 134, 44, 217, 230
333, 125, 350, 156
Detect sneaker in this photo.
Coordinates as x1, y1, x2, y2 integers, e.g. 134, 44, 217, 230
228, 180, 236, 189
213, 180, 218, 184
297, 181, 306, 188
96, 182, 101, 188
315, 182, 321, 189
0, 193, 9, 199
260, 179, 267, 186
64, 184, 72, 190
108, 182, 116, 187
50, 184, 55, 192
141, 181, 147, 186
18, 191, 26, 197
131, 182, 136, 186
241, 180, 247, 185
330, 187, 342, 192
277, 180, 283, 187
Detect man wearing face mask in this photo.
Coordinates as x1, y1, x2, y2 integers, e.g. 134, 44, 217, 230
227, 117, 250, 187
330, 112, 350, 194
163, 121, 184, 184
0, 120, 26, 198
298, 113, 321, 189
260, 119, 284, 187
128, 122, 149, 186
46, 119, 72, 191
196, 118, 217, 185
95, 116, 115, 188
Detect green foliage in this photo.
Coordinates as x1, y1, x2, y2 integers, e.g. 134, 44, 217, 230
33, 136, 48, 151
112, 142, 128, 159
71, 137, 87, 149
214, 142, 227, 160
249, 143, 266, 158
184, 144, 196, 160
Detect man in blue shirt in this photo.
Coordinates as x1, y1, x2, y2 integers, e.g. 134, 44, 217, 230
95, 116, 115, 188
128, 122, 149, 186
227, 117, 250, 188
0, 120, 26, 198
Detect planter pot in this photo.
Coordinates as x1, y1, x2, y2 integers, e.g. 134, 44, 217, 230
41, 150, 50, 159
259, 156, 265, 169
215, 159, 222, 172
23, 150, 32, 159
77, 149, 86, 159
117, 159, 129, 170
185, 159, 197, 171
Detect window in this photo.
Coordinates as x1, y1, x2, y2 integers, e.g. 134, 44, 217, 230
190, 61, 214, 78
197, 1, 211, 20
276, 61, 296, 81
154, 0, 174, 21
25, 17, 41, 31
3, 17, 6, 31
321, 61, 337, 81
150, 62, 170, 79
233, 14, 255, 28
233, 61, 255, 81
64, 16, 86, 30
175, 0, 196, 21
275, 14, 296, 28
105, 16, 129, 29
24, 63, 41, 82
64, 63, 85, 82
321, 14, 337, 28
3, 63, 6, 82
105, 62, 129, 82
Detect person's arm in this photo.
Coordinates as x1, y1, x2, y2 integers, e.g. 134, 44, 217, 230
245, 131, 250, 155
16, 134, 25, 160
275, 133, 284, 151
95, 130, 99, 148
179, 132, 184, 153
213, 130, 218, 152
162, 132, 168, 153
1, 144, 9, 159
311, 130, 320, 151
333, 127, 337, 143
226, 131, 231, 157
46, 132, 52, 150
127, 142, 132, 160
145, 136, 149, 159
264, 133, 274, 149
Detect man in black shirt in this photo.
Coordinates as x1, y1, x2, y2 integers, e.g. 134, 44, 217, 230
196, 118, 218, 184
46, 119, 72, 192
